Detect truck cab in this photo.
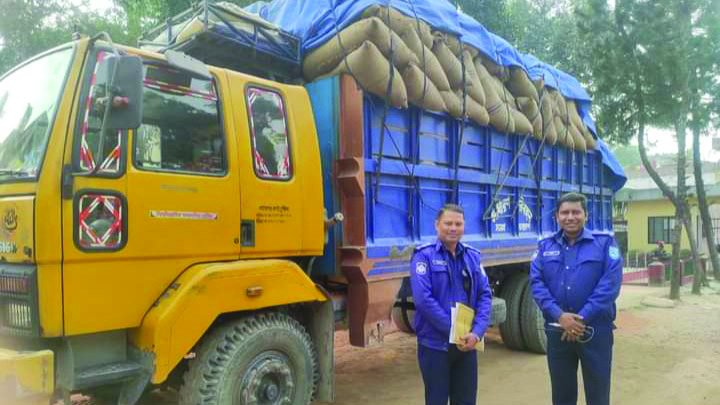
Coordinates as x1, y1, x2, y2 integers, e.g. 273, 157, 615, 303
0, 36, 334, 404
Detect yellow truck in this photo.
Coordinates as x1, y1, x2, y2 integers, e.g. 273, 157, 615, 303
0, 34, 334, 404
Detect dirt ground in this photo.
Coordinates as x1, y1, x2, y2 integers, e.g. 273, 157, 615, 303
81, 281, 720, 405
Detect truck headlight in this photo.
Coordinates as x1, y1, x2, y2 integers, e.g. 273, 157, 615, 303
4, 300, 32, 330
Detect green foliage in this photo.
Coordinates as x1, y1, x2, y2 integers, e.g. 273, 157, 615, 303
456, 0, 514, 41
0, 0, 69, 74
610, 144, 643, 168
575, 0, 720, 145
112, 0, 260, 42
0, 0, 260, 74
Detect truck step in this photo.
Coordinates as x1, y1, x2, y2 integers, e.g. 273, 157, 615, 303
74, 361, 144, 390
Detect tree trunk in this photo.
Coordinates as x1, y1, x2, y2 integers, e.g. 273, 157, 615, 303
691, 99, 720, 282
636, 93, 683, 299
683, 208, 704, 294
667, 0, 698, 296
671, 214, 682, 300
674, 101, 692, 298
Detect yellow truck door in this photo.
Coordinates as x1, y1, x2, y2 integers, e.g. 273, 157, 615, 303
61, 50, 241, 335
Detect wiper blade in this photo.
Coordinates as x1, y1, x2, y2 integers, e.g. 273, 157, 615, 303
0, 169, 33, 176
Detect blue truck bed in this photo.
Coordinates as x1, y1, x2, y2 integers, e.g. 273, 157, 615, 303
306, 75, 615, 346
308, 75, 613, 273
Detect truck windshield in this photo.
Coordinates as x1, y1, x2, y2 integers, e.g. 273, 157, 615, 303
0, 47, 73, 181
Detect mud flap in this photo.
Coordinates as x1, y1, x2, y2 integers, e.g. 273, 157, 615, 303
307, 286, 335, 402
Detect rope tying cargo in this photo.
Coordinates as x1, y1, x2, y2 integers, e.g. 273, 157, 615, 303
373, 0, 397, 203
451, 35, 468, 204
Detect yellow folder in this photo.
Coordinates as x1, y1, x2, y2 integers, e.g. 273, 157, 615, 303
450, 302, 485, 351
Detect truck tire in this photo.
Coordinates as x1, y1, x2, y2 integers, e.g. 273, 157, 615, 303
520, 284, 547, 354
490, 296, 507, 326
498, 273, 528, 351
391, 296, 415, 334
179, 312, 318, 405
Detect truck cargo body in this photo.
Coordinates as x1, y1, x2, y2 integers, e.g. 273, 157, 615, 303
305, 75, 614, 345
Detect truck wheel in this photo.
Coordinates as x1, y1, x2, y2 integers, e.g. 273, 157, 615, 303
179, 312, 318, 405
520, 284, 547, 354
391, 296, 415, 334
498, 273, 528, 351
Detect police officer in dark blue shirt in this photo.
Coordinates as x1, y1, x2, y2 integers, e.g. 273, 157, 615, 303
530, 192, 623, 405
410, 203, 493, 405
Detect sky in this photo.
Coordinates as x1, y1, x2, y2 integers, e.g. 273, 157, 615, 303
632, 127, 720, 161
86, 0, 115, 11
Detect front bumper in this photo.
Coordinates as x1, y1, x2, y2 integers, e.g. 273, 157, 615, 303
0, 348, 53, 405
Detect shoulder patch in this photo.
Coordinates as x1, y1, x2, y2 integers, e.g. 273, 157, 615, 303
415, 261, 428, 275
414, 242, 434, 253
609, 246, 620, 260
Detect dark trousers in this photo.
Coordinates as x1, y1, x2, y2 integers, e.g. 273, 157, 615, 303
545, 327, 614, 405
417, 344, 477, 405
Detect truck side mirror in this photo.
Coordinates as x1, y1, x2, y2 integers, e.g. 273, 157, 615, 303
96, 55, 144, 130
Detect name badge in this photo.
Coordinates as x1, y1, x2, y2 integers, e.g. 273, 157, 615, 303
543, 250, 561, 257
432, 259, 448, 266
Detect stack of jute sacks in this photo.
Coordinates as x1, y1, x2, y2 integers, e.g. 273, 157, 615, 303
302, 5, 596, 151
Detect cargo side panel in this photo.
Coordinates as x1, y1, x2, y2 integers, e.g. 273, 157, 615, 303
304, 75, 615, 346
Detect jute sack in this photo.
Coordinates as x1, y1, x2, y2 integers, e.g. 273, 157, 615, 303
539, 94, 558, 144
554, 116, 574, 149
445, 34, 463, 56
465, 46, 479, 58
399, 28, 451, 91
507, 67, 539, 103
565, 100, 589, 133
565, 100, 597, 149
582, 127, 596, 150
474, 60, 512, 133
433, 39, 464, 90
441, 90, 463, 118
569, 123, 587, 151
474, 60, 502, 108
511, 107, 533, 135
517, 97, 543, 139
324, 41, 408, 108
462, 50, 486, 106
303, 17, 418, 79
488, 102, 515, 133
551, 91, 569, 124
175, 17, 204, 44
362, 5, 434, 48
456, 90, 489, 126
479, 53, 510, 81
491, 75, 516, 106
402, 63, 447, 112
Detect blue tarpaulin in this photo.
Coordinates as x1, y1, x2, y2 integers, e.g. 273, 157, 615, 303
249, 0, 626, 190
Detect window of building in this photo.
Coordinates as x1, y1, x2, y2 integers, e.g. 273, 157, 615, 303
134, 64, 225, 175
246, 87, 292, 180
648, 216, 676, 244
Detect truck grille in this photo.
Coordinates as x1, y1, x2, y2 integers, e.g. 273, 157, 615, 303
0, 266, 40, 337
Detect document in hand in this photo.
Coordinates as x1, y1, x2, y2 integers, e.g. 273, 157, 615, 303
450, 302, 485, 351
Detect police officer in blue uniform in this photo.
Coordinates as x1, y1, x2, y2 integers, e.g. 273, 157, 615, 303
530, 192, 623, 405
410, 203, 493, 405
